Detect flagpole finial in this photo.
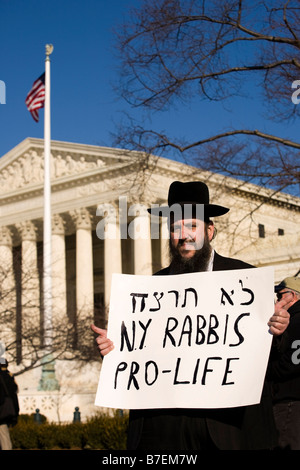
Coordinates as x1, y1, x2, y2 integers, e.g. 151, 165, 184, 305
45, 44, 54, 57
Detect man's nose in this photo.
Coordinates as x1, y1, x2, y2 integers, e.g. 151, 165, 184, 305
181, 225, 192, 239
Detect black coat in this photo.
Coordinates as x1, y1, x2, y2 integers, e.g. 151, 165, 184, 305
267, 299, 300, 403
127, 252, 278, 450
0, 370, 19, 426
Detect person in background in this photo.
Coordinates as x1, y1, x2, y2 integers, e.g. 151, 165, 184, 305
267, 276, 300, 450
0, 360, 19, 450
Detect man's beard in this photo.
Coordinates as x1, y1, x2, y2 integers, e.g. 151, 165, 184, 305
168, 235, 212, 274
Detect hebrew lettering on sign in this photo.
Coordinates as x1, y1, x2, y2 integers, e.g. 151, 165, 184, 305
95, 267, 274, 410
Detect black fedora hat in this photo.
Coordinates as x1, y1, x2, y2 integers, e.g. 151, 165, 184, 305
148, 181, 229, 218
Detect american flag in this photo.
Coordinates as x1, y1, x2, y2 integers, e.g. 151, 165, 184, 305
25, 73, 45, 122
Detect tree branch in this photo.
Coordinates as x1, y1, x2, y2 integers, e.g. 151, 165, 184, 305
155, 129, 300, 152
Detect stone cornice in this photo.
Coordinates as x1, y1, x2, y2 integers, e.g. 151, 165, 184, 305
0, 138, 299, 212
133, 151, 300, 212
227, 183, 300, 212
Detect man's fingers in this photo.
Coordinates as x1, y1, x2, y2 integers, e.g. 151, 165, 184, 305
97, 338, 114, 356
99, 342, 114, 356
276, 296, 294, 311
91, 324, 114, 356
268, 309, 290, 335
90, 323, 106, 336
271, 295, 291, 335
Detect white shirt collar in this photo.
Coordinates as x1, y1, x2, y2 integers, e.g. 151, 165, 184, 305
207, 249, 215, 271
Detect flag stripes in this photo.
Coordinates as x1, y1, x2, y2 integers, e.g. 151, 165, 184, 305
25, 73, 45, 122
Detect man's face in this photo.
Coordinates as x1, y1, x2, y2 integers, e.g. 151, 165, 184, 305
169, 217, 214, 259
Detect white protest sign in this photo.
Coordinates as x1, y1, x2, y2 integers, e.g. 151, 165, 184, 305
95, 266, 274, 410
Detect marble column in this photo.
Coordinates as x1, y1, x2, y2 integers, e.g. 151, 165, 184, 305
17, 220, 40, 347
103, 203, 122, 309
129, 204, 153, 275
51, 214, 67, 323
0, 226, 16, 353
71, 208, 94, 320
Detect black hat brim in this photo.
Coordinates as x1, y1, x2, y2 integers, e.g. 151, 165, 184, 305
147, 203, 229, 218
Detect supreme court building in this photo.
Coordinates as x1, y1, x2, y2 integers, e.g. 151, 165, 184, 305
0, 137, 299, 422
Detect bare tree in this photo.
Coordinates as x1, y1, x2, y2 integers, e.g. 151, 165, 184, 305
113, 0, 300, 195
0, 253, 101, 377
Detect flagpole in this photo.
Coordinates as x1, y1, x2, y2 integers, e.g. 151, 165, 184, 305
39, 44, 59, 391
44, 43, 52, 352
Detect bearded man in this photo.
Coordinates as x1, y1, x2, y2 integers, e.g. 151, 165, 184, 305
91, 181, 290, 450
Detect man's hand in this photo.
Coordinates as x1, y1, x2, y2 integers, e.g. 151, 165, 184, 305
268, 297, 293, 336
91, 324, 114, 356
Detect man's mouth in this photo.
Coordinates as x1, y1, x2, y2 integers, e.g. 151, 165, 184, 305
179, 240, 197, 252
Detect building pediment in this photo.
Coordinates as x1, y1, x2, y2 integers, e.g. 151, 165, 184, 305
1, 138, 299, 216
0, 138, 134, 200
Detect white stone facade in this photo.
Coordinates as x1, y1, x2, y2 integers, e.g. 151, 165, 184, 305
0, 137, 299, 422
